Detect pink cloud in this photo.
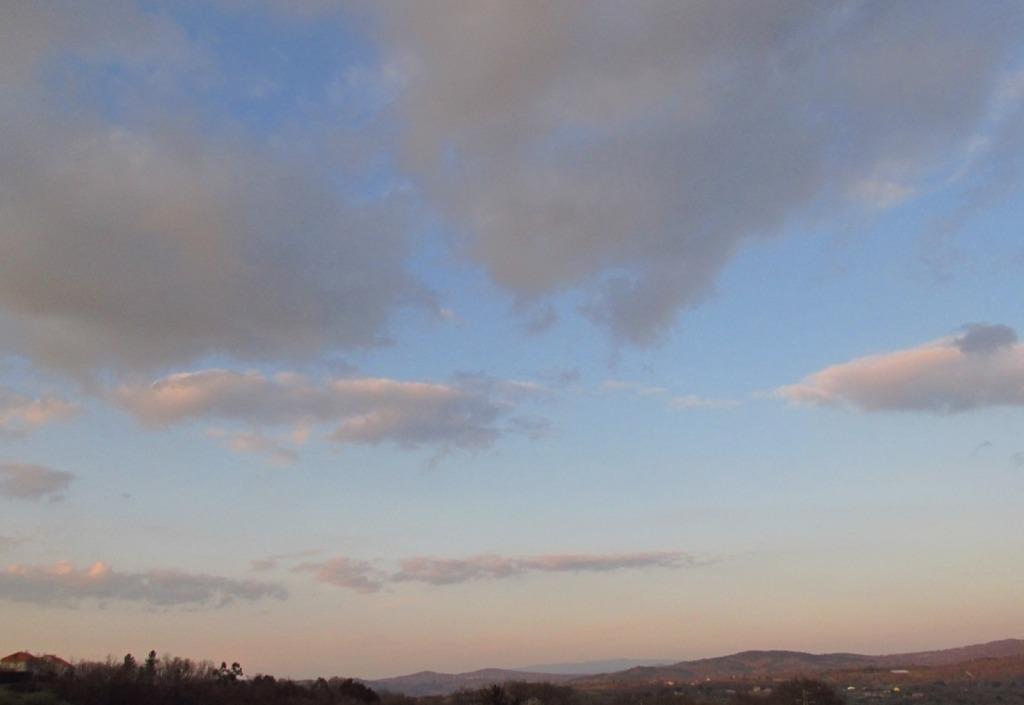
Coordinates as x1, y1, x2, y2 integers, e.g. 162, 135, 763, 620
0, 387, 78, 438
114, 369, 541, 453
778, 324, 1024, 413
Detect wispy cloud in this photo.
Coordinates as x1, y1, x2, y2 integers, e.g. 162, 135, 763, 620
207, 429, 299, 466
296, 550, 713, 592
115, 369, 545, 455
0, 561, 287, 608
393, 551, 703, 586
778, 323, 1024, 413
603, 380, 737, 411
294, 558, 385, 593
0, 387, 78, 438
0, 463, 74, 502
250, 549, 323, 572
667, 395, 740, 411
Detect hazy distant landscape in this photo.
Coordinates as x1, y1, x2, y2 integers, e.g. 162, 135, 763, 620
5, 639, 1024, 704
363, 639, 1024, 696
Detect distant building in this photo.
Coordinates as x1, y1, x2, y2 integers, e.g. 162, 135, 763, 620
0, 652, 35, 673
0, 652, 73, 677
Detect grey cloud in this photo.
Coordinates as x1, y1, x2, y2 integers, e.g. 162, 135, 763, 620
0, 3, 418, 375
0, 387, 78, 438
0, 561, 286, 608
0, 536, 24, 552
294, 557, 384, 593
115, 369, 536, 451
971, 440, 994, 456
377, 0, 1023, 343
778, 325, 1024, 413
955, 323, 1019, 354
1012, 452, 1024, 470
0, 463, 74, 501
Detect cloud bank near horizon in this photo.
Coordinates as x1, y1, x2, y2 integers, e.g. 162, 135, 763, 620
0, 561, 287, 608
294, 551, 711, 593
778, 323, 1024, 413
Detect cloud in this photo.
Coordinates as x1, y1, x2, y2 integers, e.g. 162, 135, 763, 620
971, 440, 994, 456
294, 558, 384, 593
297, 550, 709, 592
115, 369, 540, 451
954, 323, 1019, 354
0, 2, 418, 375
0, 537, 24, 553
602, 380, 669, 397
376, 1, 1023, 343
393, 551, 700, 586
0, 463, 74, 501
603, 380, 737, 411
778, 324, 1024, 413
667, 395, 739, 411
0, 561, 286, 608
0, 387, 78, 438
207, 429, 298, 466
250, 549, 322, 572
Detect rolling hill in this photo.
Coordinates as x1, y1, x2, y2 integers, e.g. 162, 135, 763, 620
363, 639, 1024, 695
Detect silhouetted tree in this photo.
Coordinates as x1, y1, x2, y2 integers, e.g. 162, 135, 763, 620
142, 651, 157, 681
762, 679, 844, 705
332, 678, 380, 703
121, 654, 136, 674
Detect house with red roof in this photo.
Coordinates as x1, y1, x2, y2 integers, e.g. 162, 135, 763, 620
1, 651, 73, 676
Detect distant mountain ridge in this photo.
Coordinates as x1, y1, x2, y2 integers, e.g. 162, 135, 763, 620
572, 638, 1024, 689
364, 639, 1024, 696
518, 659, 675, 675
366, 669, 576, 697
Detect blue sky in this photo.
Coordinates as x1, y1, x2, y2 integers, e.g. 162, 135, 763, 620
1, 0, 1023, 679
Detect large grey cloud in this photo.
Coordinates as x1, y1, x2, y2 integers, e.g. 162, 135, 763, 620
0, 561, 286, 608
3, 1, 1021, 371
377, 0, 1024, 343
777, 324, 1024, 413
0, 2, 418, 374
114, 369, 542, 452
296, 550, 709, 592
0, 463, 74, 501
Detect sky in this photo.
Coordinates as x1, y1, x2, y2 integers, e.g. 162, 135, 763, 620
1, 0, 1024, 681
